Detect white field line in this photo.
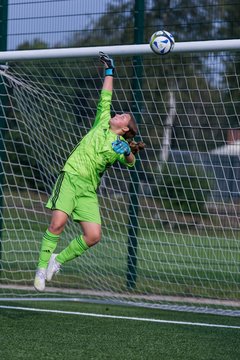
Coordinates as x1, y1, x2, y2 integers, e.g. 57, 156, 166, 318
0, 305, 240, 329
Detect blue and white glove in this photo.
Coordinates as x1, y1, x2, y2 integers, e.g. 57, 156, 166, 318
112, 137, 131, 156
99, 51, 115, 77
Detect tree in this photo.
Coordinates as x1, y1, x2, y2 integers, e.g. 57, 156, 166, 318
220, 3, 240, 129
8, 1, 239, 191
17, 39, 48, 50
68, 0, 233, 153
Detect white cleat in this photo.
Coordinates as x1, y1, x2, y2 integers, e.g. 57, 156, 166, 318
46, 254, 61, 282
34, 268, 46, 292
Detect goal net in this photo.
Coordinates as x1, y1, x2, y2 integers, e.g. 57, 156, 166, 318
0, 41, 240, 315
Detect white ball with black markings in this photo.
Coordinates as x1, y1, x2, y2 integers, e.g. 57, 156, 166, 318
150, 30, 175, 55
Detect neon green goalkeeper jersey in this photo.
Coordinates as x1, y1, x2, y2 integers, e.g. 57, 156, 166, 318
62, 89, 135, 190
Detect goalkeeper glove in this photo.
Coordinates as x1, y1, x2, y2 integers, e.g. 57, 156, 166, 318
99, 51, 115, 76
112, 138, 131, 156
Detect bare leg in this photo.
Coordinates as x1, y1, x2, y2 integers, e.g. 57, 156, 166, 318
48, 210, 69, 235
55, 222, 101, 264
80, 221, 102, 247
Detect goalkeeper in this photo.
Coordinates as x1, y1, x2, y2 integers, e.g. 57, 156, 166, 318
34, 52, 145, 291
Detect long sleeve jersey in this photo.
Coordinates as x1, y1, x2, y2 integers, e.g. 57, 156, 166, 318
62, 89, 135, 190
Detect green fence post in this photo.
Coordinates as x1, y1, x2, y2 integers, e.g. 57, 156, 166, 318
126, 0, 144, 289
0, 0, 8, 269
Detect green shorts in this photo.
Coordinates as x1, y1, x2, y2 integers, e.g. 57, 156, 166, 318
46, 172, 101, 224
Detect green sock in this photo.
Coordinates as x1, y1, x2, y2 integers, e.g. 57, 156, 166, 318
56, 235, 89, 265
37, 229, 59, 269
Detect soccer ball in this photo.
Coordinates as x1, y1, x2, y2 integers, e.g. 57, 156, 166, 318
150, 30, 175, 55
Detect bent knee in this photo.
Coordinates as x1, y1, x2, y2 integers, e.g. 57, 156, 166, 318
84, 230, 101, 247
48, 222, 65, 235
48, 210, 68, 235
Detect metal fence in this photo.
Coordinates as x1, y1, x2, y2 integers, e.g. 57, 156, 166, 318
0, 1, 239, 51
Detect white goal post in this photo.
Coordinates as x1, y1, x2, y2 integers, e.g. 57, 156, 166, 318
0, 39, 240, 60
0, 39, 240, 316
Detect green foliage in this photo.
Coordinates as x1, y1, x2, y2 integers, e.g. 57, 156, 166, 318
158, 163, 211, 215
4, 2, 240, 191
17, 38, 48, 50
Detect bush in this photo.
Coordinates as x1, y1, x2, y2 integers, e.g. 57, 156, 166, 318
158, 163, 211, 215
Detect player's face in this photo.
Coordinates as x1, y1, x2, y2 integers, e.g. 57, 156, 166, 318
110, 113, 131, 129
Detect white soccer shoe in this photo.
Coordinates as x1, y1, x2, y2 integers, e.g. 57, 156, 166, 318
34, 268, 46, 292
46, 254, 61, 282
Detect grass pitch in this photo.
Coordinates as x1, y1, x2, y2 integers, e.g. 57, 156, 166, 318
0, 300, 239, 360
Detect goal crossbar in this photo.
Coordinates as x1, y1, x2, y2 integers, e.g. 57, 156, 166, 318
0, 39, 240, 61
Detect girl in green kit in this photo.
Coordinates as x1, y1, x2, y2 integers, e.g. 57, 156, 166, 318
34, 52, 145, 292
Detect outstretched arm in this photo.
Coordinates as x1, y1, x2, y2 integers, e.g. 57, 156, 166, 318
92, 52, 115, 128
102, 74, 113, 92
99, 52, 114, 92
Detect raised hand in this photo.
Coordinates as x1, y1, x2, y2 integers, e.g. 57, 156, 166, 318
99, 52, 115, 76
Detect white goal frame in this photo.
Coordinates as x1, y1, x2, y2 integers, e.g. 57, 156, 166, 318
0, 39, 240, 316
0, 39, 240, 61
